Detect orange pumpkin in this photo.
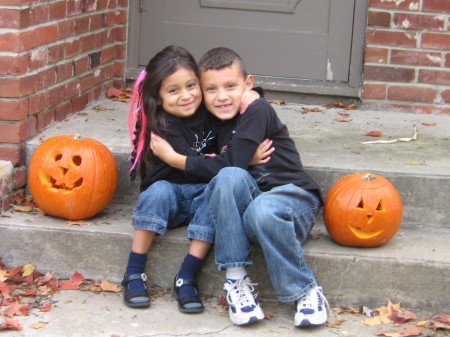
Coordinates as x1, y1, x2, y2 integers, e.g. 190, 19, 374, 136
323, 172, 402, 247
28, 134, 118, 220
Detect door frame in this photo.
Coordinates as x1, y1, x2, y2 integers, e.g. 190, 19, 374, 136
126, 0, 368, 98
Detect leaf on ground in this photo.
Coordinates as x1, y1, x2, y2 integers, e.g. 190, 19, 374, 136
30, 322, 48, 329
99, 279, 121, 293
421, 123, 436, 126
10, 204, 33, 212
436, 312, 450, 325
4, 301, 29, 317
397, 325, 422, 336
59, 272, 84, 290
21, 264, 35, 277
264, 311, 275, 320
300, 107, 322, 113
0, 316, 23, 331
327, 319, 346, 328
389, 308, 416, 324
324, 101, 357, 110
365, 130, 383, 137
39, 303, 52, 312
335, 118, 352, 122
67, 220, 92, 227
93, 105, 109, 111
268, 99, 288, 105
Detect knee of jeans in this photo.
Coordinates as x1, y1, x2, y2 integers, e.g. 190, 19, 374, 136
215, 167, 250, 186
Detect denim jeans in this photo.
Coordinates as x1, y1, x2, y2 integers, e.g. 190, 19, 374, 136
195, 167, 321, 302
133, 180, 207, 238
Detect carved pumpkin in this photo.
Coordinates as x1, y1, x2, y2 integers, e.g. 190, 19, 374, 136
28, 134, 118, 220
323, 172, 402, 247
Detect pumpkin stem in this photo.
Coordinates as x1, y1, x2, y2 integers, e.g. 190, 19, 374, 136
74, 134, 83, 140
362, 173, 376, 181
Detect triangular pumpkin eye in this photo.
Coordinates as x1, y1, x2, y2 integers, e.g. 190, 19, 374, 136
376, 200, 384, 211
357, 198, 364, 209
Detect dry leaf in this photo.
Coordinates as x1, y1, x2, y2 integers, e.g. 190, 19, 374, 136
30, 322, 48, 329
398, 325, 422, 336
268, 99, 288, 105
93, 105, 108, 111
365, 130, 383, 137
22, 264, 35, 277
421, 123, 436, 126
335, 118, 352, 122
362, 124, 417, 144
327, 319, 346, 328
68, 220, 92, 227
99, 279, 121, 293
10, 204, 33, 212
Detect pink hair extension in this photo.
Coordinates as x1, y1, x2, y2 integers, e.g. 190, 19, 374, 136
128, 69, 148, 171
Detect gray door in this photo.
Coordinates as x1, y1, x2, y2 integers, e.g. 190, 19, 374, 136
127, 0, 367, 98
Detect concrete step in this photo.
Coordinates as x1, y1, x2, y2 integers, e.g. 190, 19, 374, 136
25, 99, 450, 228
0, 203, 448, 312
4, 99, 448, 313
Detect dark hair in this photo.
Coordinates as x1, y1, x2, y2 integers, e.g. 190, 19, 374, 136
198, 47, 247, 78
128, 45, 199, 181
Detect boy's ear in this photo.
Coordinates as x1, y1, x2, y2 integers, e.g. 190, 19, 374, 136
245, 74, 254, 89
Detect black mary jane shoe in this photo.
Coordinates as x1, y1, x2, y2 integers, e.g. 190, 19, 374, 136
172, 274, 204, 314
121, 273, 151, 308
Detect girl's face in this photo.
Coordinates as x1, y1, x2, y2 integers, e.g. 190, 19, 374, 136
159, 67, 202, 118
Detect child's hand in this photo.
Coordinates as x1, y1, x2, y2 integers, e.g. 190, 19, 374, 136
150, 132, 175, 160
249, 139, 274, 165
239, 90, 260, 114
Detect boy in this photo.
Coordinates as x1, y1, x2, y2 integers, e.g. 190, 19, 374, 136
151, 47, 328, 328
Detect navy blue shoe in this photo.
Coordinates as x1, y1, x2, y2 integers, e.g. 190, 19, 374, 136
121, 273, 151, 308
172, 274, 204, 314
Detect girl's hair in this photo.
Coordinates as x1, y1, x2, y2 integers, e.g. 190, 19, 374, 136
128, 45, 199, 181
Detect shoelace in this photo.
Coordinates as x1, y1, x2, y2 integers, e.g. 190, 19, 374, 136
298, 287, 331, 315
226, 279, 258, 308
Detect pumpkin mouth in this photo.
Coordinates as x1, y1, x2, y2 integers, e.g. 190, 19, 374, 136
349, 224, 384, 239
38, 170, 83, 191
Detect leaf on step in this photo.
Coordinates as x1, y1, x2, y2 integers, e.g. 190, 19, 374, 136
327, 319, 345, 328
22, 264, 35, 277
39, 304, 52, 312
10, 204, 33, 213
268, 99, 288, 105
0, 316, 23, 331
67, 220, 92, 227
93, 105, 109, 111
264, 311, 275, 320
389, 308, 416, 324
397, 325, 422, 336
436, 312, 450, 325
421, 123, 436, 126
99, 279, 121, 293
335, 118, 352, 122
30, 322, 48, 329
365, 130, 383, 137
59, 271, 84, 290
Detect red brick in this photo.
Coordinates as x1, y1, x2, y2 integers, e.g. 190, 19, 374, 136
422, 32, 450, 50
0, 0, 34, 5
34, 24, 58, 46
49, 0, 67, 20
37, 66, 57, 90
103, 11, 116, 26
108, 0, 118, 8
446, 53, 450, 67
55, 102, 72, 121
419, 69, 450, 85
391, 49, 441, 66
0, 75, 38, 98
423, 0, 450, 14
28, 92, 47, 115
66, 38, 81, 57
97, 0, 109, 10
90, 13, 103, 30
28, 46, 48, 70
115, 43, 126, 59
0, 53, 28, 75
72, 94, 88, 112
30, 3, 49, 25
368, 10, 391, 27
366, 29, 417, 47
48, 43, 65, 63
0, 99, 29, 120
118, 0, 128, 7
0, 117, 37, 143
0, 32, 21, 52
364, 46, 388, 63
57, 62, 73, 81
36, 108, 55, 132
368, 0, 419, 10
74, 56, 89, 75
441, 89, 450, 103
364, 65, 415, 82
79, 73, 95, 92
47, 85, 65, 107
67, 0, 83, 16
83, 0, 98, 12
394, 13, 445, 30
65, 79, 80, 100
362, 83, 387, 99
114, 61, 125, 77
414, 105, 450, 114
114, 26, 127, 41
0, 7, 30, 28
115, 9, 127, 24
75, 16, 90, 34
0, 147, 22, 166
388, 85, 438, 102
58, 19, 76, 39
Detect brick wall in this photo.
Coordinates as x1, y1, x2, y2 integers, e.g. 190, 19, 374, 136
0, 0, 128, 209
362, 0, 450, 114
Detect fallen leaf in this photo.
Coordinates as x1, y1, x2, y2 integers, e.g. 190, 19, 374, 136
398, 325, 422, 336
421, 123, 436, 126
30, 322, 48, 329
22, 264, 35, 277
67, 220, 92, 227
264, 311, 275, 320
390, 308, 416, 324
40, 303, 52, 312
365, 130, 383, 137
404, 162, 420, 165
436, 312, 450, 324
99, 279, 121, 293
327, 319, 346, 328
301, 107, 322, 113
59, 271, 84, 290
93, 105, 108, 111
10, 204, 33, 212
268, 99, 288, 105
335, 118, 352, 122
0, 316, 23, 331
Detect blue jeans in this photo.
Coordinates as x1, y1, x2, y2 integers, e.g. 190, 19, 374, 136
194, 167, 321, 302
133, 181, 210, 240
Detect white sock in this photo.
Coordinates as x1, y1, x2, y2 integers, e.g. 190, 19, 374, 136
226, 267, 247, 280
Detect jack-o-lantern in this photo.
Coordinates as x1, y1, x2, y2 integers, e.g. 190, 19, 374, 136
28, 134, 118, 220
323, 172, 402, 247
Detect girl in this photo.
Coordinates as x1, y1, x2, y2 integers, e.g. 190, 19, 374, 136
123, 45, 268, 314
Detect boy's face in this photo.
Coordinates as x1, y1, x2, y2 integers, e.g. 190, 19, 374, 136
200, 62, 254, 120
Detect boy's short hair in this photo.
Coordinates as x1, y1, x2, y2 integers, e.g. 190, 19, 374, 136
198, 47, 247, 78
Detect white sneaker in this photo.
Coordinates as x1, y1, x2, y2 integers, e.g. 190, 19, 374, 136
294, 286, 329, 327
223, 276, 264, 326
